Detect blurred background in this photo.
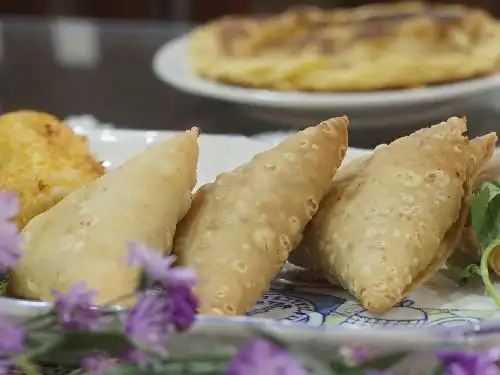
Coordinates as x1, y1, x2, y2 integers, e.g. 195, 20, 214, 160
1, 0, 499, 20
0, 0, 499, 146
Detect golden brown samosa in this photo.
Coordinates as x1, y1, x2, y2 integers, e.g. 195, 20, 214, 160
173, 117, 349, 316
289, 117, 496, 313
8, 128, 200, 305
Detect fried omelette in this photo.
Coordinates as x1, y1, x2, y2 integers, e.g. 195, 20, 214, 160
189, 1, 500, 91
0, 110, 105, 228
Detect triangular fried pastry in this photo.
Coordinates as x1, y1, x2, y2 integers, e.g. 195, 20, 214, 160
173, 117, 349, 315
289, 117, 496, 313
8, 128, 200, 304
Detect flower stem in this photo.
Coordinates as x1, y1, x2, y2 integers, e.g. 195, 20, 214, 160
26, 315, 57, 331
480, 238, 500, 307
13, 355, 39, 375
103, 293, 137, 308
23, 336, 62, 360
25, 311, 55, 328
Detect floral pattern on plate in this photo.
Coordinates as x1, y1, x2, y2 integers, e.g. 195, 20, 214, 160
248, 282, 500, 328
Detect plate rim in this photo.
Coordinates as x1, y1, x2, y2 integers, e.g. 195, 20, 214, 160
1, 294, 499, 342
152, 36, 500, 110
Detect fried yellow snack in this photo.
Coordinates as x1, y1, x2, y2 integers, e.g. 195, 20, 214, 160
189, 2, 500, 91
0, 110, 105, 229
173, 117, 348, 316
289, 118, 496, 313
8, 128, 199, 305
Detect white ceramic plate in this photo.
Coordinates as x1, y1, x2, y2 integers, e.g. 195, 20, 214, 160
152, 36, 500, 128
70, 128, 500, 329
4, 125, 500, 366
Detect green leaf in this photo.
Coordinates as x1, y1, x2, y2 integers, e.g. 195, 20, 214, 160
13, 355, 40, 375
326, 366, 364, 375
460, 264, 481, 281
100, 360, 231, 375
428, 364, 446, 375
50, 331, 132, 355
100, 364, 147, 375
24, 335, 63, 360
470, 181, 500, 251
0, 278, 7, 295
288, 349, 336, 375
137, 271, 149, 292
443, 262, 480, 284
25, 312, 57, 331
168, 360, 228, 375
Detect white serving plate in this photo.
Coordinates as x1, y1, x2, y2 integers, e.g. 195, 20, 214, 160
152, 36, 500, 129
4, 122, 500, 373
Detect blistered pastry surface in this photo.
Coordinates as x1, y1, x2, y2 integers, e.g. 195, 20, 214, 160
292, 118, 496, 312
174, 118, 348, 315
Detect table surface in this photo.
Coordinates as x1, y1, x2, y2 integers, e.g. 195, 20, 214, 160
1, 16, 499, 148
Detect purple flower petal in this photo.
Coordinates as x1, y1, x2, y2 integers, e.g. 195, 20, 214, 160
0, 314, 26, 375
81, 355, 117, 375
340, 345, 374, 366
0, 191, 22, 273
0, 314, 25, 355
0, 224, 22, 273
0, 191, 19, 221
0, 359, 13, 375
436, 348, 500, 375
165, 267, 198, 288
125, 291, 170, 361
126, 242, 197, 288
227, 338, 309, 375
52, 282, 101, 330
127, 243, 175, 280
121, 348, 163, 370
169, 285, 198, 331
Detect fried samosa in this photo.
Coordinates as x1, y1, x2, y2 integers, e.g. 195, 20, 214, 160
8, 127, 199, 305
289, 117, 496, 313
173, 117, 349, 316
0, 110, 105, 229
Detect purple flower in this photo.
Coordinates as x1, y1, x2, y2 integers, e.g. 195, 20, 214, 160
0, 315, 25, 355
436, 348, 500, 375
364, 371, 393, 375
124, 291, 171, 366
0, 191, 22, 273
121, 348, 163, 370
0, 359, 12, 375
340, 345, 374, 366
0, 314, 26, 374
0, 191, 19, 222
227, 338, 309, 375
126, 242, 197, 288
52, 282, 101, 330
169, 285, 198, 331
81, 354, 117, 375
